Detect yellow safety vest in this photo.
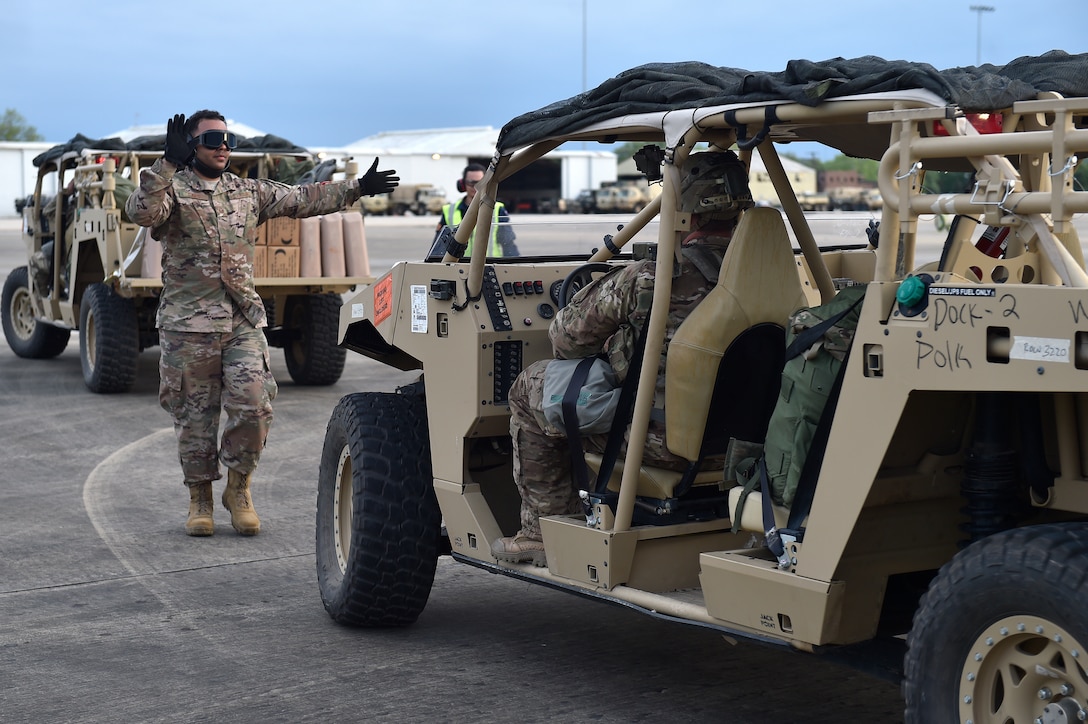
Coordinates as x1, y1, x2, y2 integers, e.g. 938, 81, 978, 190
441, 201, 505, 257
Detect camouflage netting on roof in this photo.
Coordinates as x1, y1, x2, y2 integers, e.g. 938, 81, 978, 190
496, 51, 1088, 152
32, 133, 310, 167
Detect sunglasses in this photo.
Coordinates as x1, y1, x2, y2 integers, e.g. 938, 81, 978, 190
463, 179, 480, 187
193, 130, 238, 150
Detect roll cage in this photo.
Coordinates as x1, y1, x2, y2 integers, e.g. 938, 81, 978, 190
441, 87, 1088, 534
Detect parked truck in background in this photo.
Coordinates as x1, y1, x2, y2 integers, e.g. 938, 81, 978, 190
827, 185, 880, 211
567, 189, 597, 214
595, 182, 660, 213
358, 193, 391, 215
390, 184, 448, 216
798, 190, 831, 211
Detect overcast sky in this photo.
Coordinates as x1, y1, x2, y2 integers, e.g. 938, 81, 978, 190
6, 0, 1085, 147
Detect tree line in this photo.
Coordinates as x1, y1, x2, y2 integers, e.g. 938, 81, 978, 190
0, 109, 43, 142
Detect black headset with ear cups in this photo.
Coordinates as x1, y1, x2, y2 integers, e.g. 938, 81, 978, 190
457, 163, 486, 194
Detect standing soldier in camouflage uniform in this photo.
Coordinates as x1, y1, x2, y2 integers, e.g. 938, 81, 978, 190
126, 110, 398, 537
492, 151, 753, 565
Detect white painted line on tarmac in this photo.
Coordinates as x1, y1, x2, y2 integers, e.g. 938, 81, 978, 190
82, 427, 175, 578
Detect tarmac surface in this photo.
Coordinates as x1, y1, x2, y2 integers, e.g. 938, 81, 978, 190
0, 214, 915, 722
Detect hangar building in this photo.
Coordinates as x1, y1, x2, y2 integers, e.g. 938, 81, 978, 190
334, 126, 617, 213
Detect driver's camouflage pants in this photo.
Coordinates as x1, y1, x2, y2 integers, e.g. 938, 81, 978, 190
508, 359, 681, 539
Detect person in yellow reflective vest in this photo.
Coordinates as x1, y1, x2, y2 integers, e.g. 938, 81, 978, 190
434, 163, 518, 257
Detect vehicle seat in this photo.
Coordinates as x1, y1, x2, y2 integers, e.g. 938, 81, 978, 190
585, 207, 809, 505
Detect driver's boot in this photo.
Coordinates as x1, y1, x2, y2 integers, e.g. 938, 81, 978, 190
222, 468, 261, 536
185, 482, 215, 537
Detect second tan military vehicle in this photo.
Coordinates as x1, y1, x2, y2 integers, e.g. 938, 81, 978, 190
2, 139, 372, 392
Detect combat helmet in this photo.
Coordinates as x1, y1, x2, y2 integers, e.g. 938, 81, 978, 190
678, 150, 753, 217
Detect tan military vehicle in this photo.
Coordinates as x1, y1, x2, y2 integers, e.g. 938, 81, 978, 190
390, 183, 448, 216
2, 137, 372, 392
357, 193, 390, 215
315, 53, 1088, 722
828, 184, 881, 211
797, 190, 831, 211
595, 182, 659, 214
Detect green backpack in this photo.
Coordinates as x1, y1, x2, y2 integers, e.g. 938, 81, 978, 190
764, 284, 866, 507
733, 284, 865, 566
734, 284, 866, 518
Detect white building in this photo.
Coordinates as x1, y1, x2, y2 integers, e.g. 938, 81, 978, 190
0, 124, 618, 216
747, 152, 819, 206
1, 141, 56, 215
325, 126, 617, 212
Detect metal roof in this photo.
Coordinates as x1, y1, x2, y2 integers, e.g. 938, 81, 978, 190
345, 126, 499, 156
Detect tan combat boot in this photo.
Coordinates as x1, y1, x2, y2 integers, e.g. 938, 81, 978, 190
186, 482, 215, 537
491, 534, 547, 567
222, 468, 261, 536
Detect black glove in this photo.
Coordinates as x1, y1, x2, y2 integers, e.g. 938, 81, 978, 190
358, 157, 399, 196
163, 113, 193, 168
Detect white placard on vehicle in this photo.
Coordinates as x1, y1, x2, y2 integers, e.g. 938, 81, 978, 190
411, 285, 428, 333
1010, 336, 1070, 363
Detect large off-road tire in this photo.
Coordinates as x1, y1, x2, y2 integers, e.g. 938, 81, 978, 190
316, 391, 440, 627
283, 293, 346, 386
903, 523, 1088, 723
2, 266, 70, 359
79, 283, 139, 393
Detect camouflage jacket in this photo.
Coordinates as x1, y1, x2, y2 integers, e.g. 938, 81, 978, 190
126, 158, 360, 332
788, 283, 866, 362
549, 233, 732, 462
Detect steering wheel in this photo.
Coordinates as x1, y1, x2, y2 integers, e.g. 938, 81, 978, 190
557, 262, 614, 308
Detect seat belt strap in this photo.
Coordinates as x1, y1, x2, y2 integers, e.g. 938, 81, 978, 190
592, 310, 654, 495
561, 356, 599, 491
758, 455, 791, 569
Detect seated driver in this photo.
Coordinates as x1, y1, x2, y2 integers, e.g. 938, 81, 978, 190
492, 150, 754, 566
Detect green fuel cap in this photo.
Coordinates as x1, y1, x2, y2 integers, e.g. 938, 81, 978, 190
897, 275, 927, 307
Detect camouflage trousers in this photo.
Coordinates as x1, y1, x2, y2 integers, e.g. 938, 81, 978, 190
159, 321, 278, 486
508, 358, 683, 539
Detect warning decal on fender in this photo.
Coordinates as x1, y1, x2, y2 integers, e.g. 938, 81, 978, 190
373, 277, 393, 326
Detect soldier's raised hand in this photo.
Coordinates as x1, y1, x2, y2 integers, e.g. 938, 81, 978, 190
163, 114, 193, 168
359, 157, 399, 196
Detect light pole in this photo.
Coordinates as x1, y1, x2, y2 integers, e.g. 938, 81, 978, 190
582, 0, 588, 93
581, 0, 589, 156
970, 5, 995, 65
